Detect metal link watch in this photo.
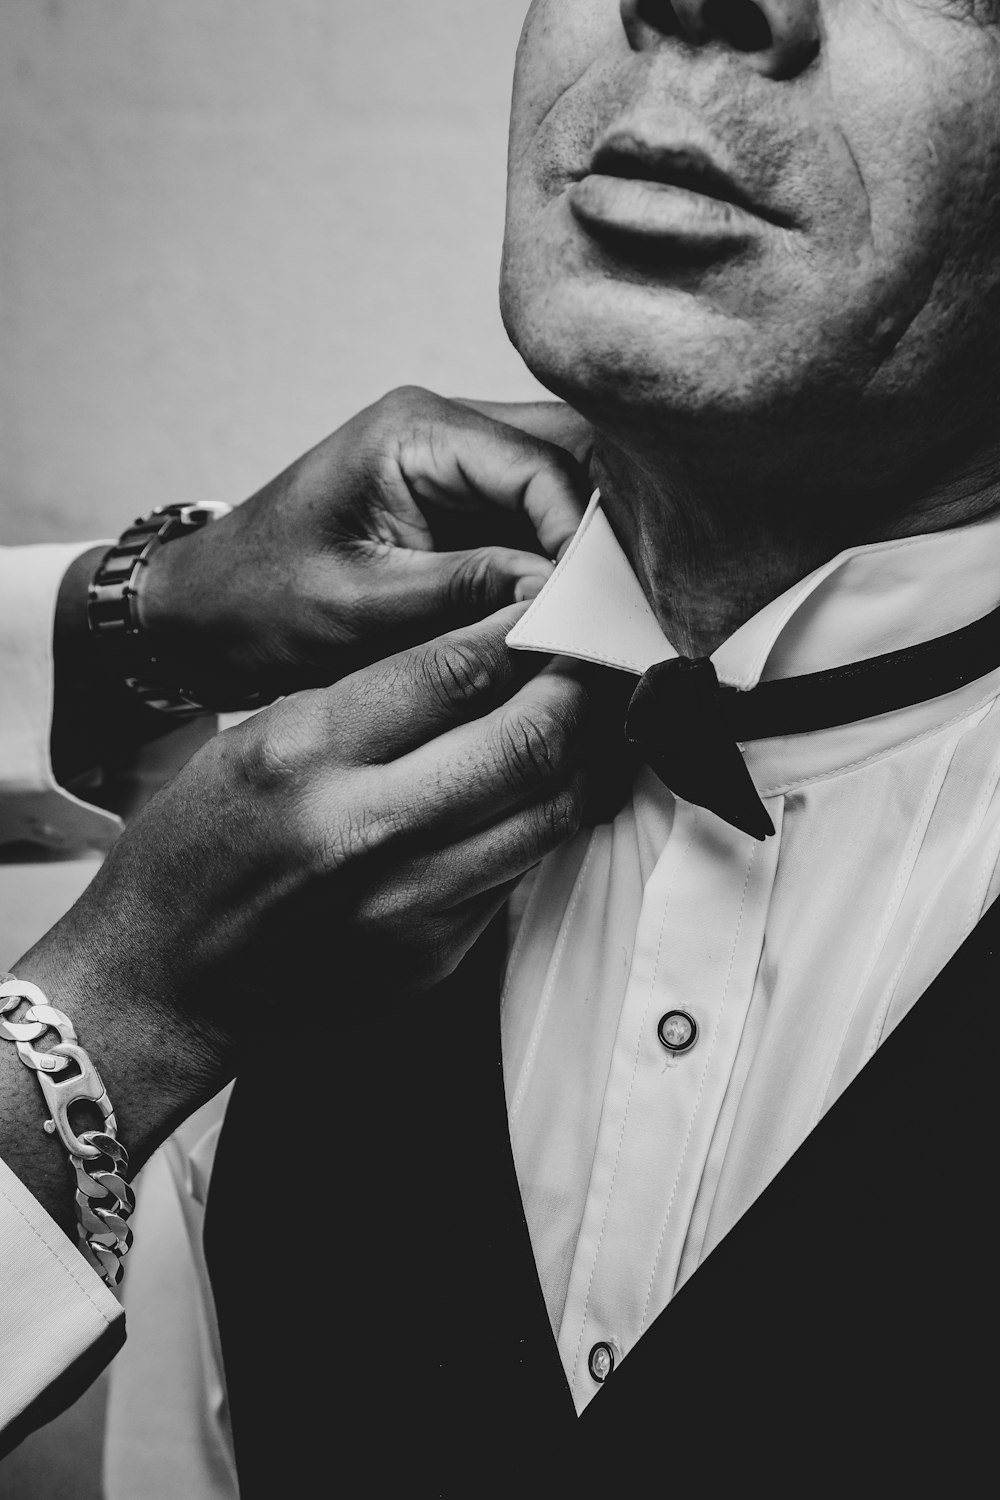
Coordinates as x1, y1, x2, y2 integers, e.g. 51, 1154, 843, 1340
88, 501, 264, 715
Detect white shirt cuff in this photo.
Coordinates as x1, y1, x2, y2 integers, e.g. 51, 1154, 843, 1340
0, 1152, 124, 1435
0, 542, 121, 852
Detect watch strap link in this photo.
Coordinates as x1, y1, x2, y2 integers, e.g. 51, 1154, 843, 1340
88, 501, 264, 715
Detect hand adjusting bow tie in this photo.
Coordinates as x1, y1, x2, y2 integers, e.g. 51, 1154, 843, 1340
624, 601, 1000, 841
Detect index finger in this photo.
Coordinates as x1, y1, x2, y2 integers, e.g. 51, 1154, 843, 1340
453, 399, 595, 468
328, 603, 542, 762
379, 655, 590, 840
397, 400, 588, 562
443, 400, 593, 560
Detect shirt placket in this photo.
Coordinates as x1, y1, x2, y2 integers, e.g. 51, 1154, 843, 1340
558, 798, 782, 1410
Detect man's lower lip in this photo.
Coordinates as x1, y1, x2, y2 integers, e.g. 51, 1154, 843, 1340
568, 174, 760, 247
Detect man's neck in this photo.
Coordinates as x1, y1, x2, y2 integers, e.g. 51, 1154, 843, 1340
592, 437, 1000, 659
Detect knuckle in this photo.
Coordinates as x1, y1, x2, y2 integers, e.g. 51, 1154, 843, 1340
447, 548, 499, 610
496, 697, 580, 787
381, 382, 434, 410
236, 697, 323, 794
375, 384, 436, 433
540, 781, 584, 847
417, 636, 499, 713
233, 695, 403, 874
307, 800, 396, 877
516, 782, 584, 865
499, 712, 554, 785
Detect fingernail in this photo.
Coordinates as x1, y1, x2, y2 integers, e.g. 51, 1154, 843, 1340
514, 573, 551, 602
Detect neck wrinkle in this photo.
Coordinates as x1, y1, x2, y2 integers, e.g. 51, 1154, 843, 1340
592, 442, 838, 659
591, 435, 1000, 661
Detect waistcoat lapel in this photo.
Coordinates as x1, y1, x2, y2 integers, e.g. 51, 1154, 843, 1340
572, 892, 999, 1487
204, 917, 573, 1496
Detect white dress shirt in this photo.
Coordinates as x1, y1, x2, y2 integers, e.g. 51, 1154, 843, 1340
103, 496, 1000, 1490
503, 495, 1000, 1412
0, 543, 123, 1441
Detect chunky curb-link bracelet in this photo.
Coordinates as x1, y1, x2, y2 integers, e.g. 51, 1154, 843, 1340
0, 974, 133, 1288
88, 499, 264, 716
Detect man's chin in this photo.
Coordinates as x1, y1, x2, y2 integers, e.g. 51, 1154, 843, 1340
502, 262, 773, 429
503, 312, 752, 450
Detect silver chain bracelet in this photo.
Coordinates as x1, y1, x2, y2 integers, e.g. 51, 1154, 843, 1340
0, 974, 133, 1287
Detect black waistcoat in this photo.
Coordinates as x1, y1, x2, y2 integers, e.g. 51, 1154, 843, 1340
205, 898, 997, 1495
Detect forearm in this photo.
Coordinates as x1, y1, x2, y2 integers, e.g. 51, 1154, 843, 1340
2, 897, 237, 1241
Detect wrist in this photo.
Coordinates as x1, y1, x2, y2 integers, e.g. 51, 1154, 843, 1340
52, 544, 182, 792
128, 527, 222, 697
13, 919, 238, 1183
88, 502, 265, 715
1, 969, 135, 1283
0, 1015, 78, 1236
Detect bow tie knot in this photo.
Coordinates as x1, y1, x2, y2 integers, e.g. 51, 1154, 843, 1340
625, 657, 775, 841
619, 595, 1000, 841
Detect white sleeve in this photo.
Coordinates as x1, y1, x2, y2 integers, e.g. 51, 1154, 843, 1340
0, 542, 125, 1448
0, 1153, 125, 1448
0, 542, 121, 853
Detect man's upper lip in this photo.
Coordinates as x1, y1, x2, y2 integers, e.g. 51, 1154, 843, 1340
583, 133, 793, 230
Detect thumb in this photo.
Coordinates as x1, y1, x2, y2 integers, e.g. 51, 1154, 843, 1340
376, 544, 556, 636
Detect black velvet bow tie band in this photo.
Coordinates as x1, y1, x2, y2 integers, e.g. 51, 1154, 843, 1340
624, 600, 1000, 840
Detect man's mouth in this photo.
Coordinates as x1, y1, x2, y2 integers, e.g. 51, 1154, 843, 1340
566, 130, 793, 254
588, 136, 792, 228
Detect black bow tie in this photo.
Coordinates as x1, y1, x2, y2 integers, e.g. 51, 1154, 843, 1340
624, 601, 1000, 841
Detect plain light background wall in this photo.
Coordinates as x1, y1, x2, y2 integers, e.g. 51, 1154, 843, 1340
0, 3, 539, 1495
0, 0, 544, 547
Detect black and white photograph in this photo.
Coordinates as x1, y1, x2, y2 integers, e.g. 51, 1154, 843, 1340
2, 2, 998, 1494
